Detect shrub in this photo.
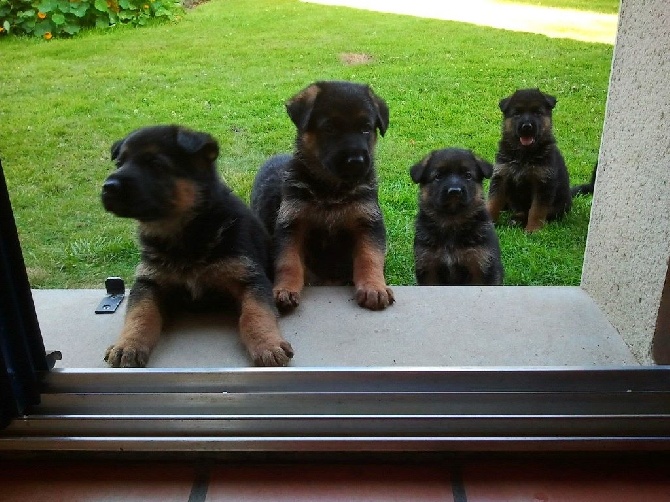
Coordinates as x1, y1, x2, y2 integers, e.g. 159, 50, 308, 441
0, 0, 183, 39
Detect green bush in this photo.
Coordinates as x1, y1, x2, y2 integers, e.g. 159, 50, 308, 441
0, 0, 182, 39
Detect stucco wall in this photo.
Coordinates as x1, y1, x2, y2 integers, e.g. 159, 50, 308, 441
581, 0, 670, 364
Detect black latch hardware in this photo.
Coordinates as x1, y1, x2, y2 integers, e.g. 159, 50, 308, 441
95, 277, 125, 314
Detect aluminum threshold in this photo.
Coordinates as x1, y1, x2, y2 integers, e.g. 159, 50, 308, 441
1, 367, 669, 453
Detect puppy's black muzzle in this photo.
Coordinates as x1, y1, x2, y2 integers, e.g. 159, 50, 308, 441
438, 177, 469, 211
518, 121, 534, 136
101, 175, 129, 215
446, 186, 464, 197
331, 147, 371, 182
101, 173, 161, 220
516, 119, 537, 146
345, 150, 370, 170
101, 177, 122, 200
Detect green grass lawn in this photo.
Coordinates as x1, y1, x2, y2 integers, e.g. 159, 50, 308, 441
0, 0, 613, 288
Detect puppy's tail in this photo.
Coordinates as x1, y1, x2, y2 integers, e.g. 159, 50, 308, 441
571, 162, 598, 197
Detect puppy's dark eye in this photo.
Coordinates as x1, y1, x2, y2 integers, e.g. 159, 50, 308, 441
321, 122, 338, 135
361, 123, 373, 135
140, 156, 165, 173
464, 172, 473, 180
432, 174, 442, 182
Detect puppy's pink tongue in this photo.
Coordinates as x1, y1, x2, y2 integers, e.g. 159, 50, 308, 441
520, 137, 535, 146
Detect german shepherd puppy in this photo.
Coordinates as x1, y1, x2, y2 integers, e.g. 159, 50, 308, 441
411, 148, 503, 285
250, 81, 394, 312
487, 88, 572, 232
101, 125, 293, 367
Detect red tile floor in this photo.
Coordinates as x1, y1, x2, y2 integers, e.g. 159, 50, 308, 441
1, 458, 670, 502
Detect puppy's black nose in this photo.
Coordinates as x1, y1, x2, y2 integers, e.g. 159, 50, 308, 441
519, 122, 533, 135
346, 154, 366, 166
102, 178, 122, 197
447, 187, 463, 196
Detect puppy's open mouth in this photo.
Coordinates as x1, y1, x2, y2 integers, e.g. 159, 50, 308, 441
519, 136, 535, 146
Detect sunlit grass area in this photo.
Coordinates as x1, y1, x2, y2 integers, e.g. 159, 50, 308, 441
0, 0, 613, 288
499, 0, 619, 14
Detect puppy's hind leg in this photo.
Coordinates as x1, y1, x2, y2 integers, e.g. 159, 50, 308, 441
486, 174, 507, 223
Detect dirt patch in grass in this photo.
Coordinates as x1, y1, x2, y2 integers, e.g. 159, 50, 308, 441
182, 0, 209, 8
339, 53, 374, 65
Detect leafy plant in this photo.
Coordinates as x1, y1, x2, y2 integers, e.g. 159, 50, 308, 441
0, 0, 182, 39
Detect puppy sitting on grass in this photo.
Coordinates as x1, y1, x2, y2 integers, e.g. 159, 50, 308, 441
410, 148, 503, 286
487, 88, 572, 232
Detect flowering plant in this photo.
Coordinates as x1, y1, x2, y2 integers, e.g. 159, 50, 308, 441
0, 0, 182, 39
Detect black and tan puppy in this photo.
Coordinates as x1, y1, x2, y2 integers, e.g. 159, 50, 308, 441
250, 81, 394, 312
411, 148, 503, 286
487, 88, 572, 232
101, 125, 293, 368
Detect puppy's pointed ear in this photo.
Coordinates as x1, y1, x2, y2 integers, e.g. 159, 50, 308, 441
111, 139, 124, 161
543, 92, 557, 109
177, 128, 219, 161
410, 152, 433, 184
286, 83, 320, 131
368, 87, 389, 137
499, 95, 511, 113
474, 156, 494, 180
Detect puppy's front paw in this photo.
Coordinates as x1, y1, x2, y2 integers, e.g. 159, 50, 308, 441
274, 288, 300, 313
104, 342, 150, 368
355, 284, 395, 311
525, 221, 544, 232
251, 340, 295, 367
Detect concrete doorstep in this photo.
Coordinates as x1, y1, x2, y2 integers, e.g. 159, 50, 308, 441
32, 286, 637, 369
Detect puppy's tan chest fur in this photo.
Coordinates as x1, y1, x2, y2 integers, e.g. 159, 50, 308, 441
495, 162, 551, 185
136, 257, 253, 300
419, 243, 491, 270
280, 196, 380, 233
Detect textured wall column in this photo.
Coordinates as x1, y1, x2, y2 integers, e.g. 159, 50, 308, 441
581, 0, 670, 364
